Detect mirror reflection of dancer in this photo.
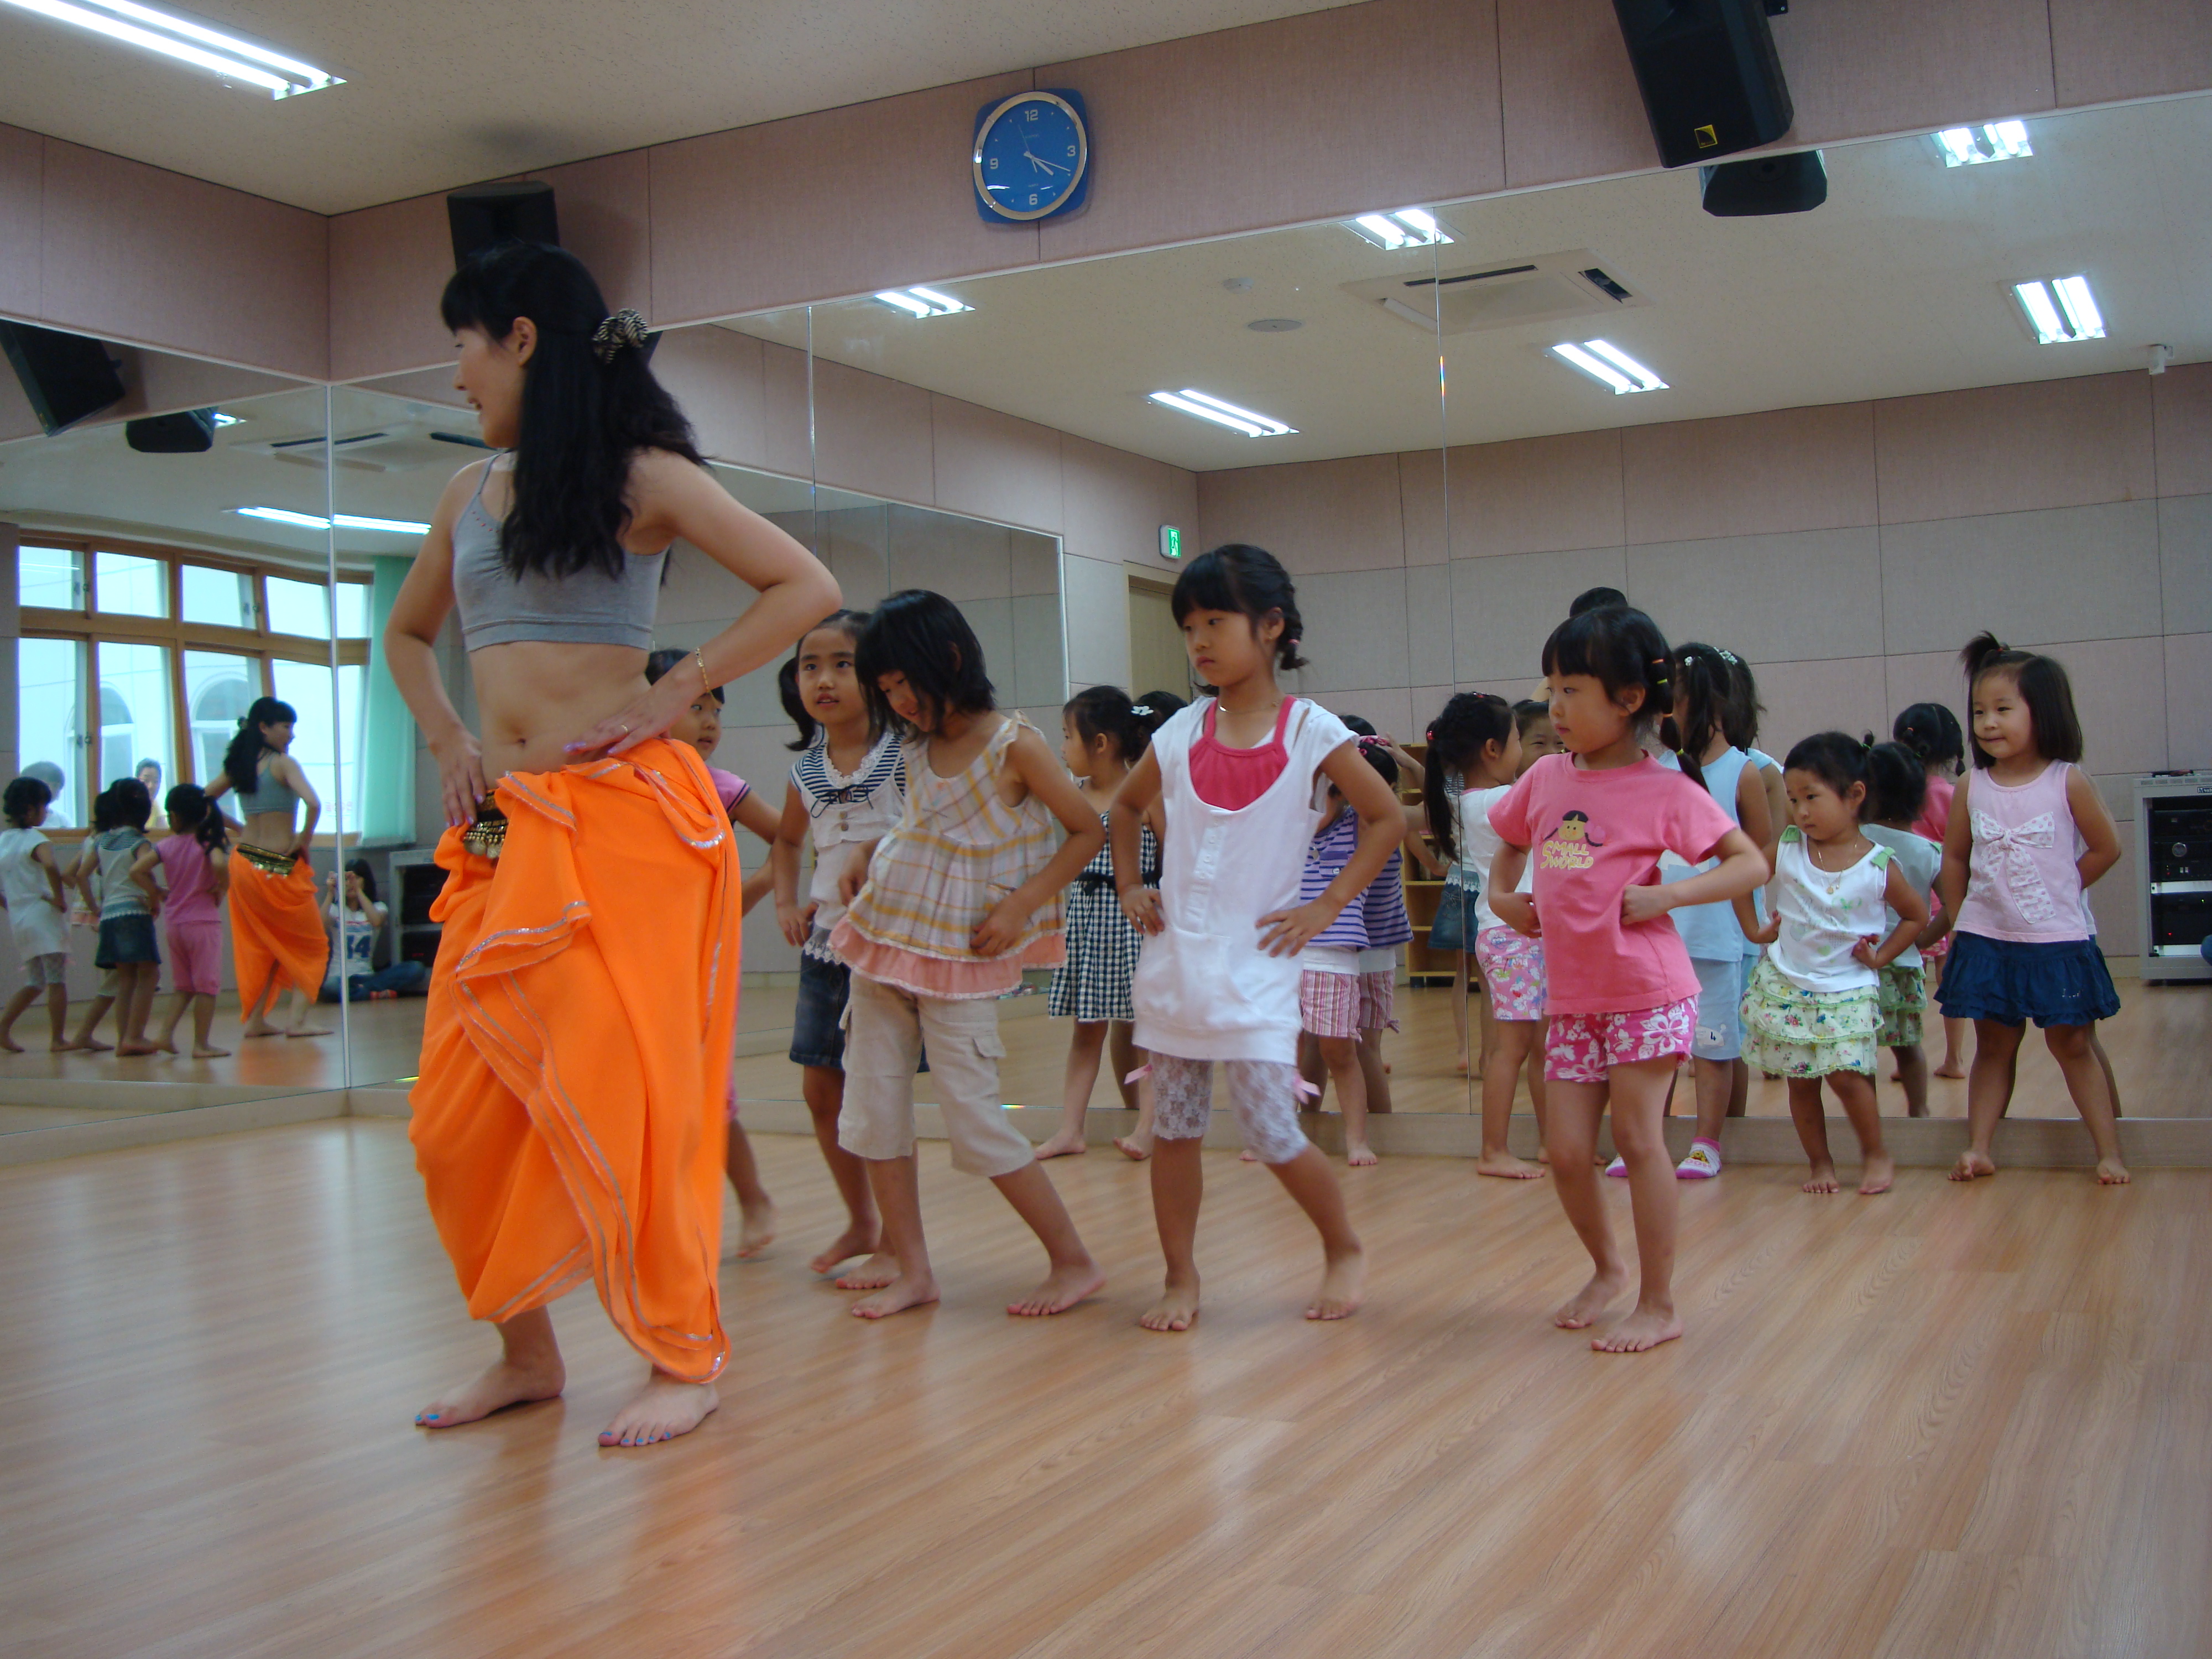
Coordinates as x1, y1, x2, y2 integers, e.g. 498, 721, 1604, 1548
388, 243, 836, 1449
206, 697, 331, 1039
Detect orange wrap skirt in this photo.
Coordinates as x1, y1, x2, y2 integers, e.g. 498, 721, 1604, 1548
408, 739, 741, 1383
228, 849, 330, 1003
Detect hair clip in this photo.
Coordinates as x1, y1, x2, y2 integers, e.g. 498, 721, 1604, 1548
1356, 734, 1387, 749
1129, 704, 1152, 717
591, 309, 651, 364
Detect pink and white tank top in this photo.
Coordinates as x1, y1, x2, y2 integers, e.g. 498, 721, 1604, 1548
1952, 761, 2091, 944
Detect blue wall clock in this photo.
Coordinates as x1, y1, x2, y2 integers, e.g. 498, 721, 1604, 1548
973, 90, 1090, 223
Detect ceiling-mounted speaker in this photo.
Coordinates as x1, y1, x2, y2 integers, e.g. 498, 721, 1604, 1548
0, 321, 125, 435
446, 180, 560, 266
125, 408, 217, 453
1700, 150, 1828, 216
1612, 0, 1794, 168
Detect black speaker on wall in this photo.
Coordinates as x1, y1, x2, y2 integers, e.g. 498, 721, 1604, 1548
1701, 150, 1827, 216
1612, 0, 1794, 168
0, 321, 125, 435
124, 408, 216, 453
447, 180, 560, 266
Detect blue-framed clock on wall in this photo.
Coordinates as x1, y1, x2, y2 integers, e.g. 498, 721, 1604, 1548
973, 90, 1091, 223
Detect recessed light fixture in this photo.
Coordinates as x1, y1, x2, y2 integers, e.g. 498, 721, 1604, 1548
1147, 389, 1297, 437
2, 0, 343, 96
235, 507, 429, 535
2013, 275, 2104, 345
873, 286, 971, 319
1346, 208, 1453, 251
1934, 121, 2031, 167
1550, 340, 1668, 395
208, 411, 242, 427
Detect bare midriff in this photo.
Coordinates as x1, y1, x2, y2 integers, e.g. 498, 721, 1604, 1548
469, 639, 653, 783
236, 810, 298, 852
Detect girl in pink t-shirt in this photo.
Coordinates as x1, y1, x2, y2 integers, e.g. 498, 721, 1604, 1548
152, 785, 231, 1058
1488, 606, 1765, 1355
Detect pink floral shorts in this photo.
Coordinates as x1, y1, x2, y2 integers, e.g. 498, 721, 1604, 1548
1545, 995, 1699, 1083
1474, 927, 1547, 1022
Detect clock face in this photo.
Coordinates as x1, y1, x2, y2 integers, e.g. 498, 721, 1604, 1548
973, 92, 1088, 222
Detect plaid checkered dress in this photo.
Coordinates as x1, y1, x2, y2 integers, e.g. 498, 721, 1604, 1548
1049, 816, 1157, 1022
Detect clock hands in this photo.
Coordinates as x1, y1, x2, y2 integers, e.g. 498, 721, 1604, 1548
1020, 142, 1070, 178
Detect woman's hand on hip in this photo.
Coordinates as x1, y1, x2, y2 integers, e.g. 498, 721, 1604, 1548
429, 725, 489, 829
562, 682, 681, 764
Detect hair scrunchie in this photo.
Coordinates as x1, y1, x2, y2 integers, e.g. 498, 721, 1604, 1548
592, 309, 650, 364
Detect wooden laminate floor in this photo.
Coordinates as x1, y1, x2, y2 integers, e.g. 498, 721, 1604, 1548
0, 1120, 2202, 1658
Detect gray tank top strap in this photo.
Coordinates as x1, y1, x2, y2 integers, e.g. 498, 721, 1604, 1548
233, 761, 298, 816
450, 456, 665, 653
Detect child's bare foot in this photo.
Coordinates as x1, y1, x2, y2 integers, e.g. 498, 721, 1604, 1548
1032, 1129, 1087, 1160
1139, 1274, 1201, 1332
809, 1225, 883, 1276
0, 1035, 22, 1053
240, 1022, 278, 1039
114, 1040, 158, 1056
191, 1045, 231, 1058
1553, 1266, 1627, 1329
1933, 1060, 1966, 1079
1306, 1246, 1365, 1320
851, 1272, 940, 1319
416, 1355, 566, 1428
1009, 1257, 1104, 1317
1239, 1147, 1260, 1163
1858, 1152, 1895, 1196
2096, 1158, 2131, 1186
1346, 1140, 1378, 1168
1475, 1150, 1543, 1180
834, 1251, 901, 1290
48, 1039, 79, 1053
1803, 1161, 1841, 1194
598, 1374, 718, 1447
76, 1036, 113, 1053
152, 1036, 177, 1055
1593, 1304, 1682, 1353
1113, 1134, 1154, 1162
284, 1023, 332, 1038
1949, 1149, 1996, 1182
728, 1198, 778, 1260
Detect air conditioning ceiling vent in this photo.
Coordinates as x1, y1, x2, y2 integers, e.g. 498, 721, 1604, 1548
1342, 249, 1651, 336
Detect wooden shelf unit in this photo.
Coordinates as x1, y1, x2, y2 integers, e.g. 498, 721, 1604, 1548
1396, 740, 1457, 985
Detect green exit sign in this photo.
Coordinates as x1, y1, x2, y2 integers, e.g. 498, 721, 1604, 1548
1159, 524, 1182, 560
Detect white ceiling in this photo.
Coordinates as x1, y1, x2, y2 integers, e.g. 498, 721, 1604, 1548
0, 0, 1359, 213
731, 95, 2212, 471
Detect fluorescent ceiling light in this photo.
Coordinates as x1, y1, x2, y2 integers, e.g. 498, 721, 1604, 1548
2013, 275, 2104, 344
1147, 388, 1296, 437
235, 507, 429, 535
1, 0, 342, 96
873, 286, 971, 319
1551, 340, 1668, 395
208, 411, 242, 427
1345, 208, 1454, 251
1934, 120, 2031, 166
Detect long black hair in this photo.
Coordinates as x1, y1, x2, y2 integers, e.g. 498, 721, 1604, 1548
1960, 632, 2084, 768
1719, 650, 1763, 752
1541, 605, 1704, 791
1864, 741, 1929, 825
222, 696, 296, 797
1423, 692, 1514, 863
781, 608, 875, 751
345, 856, 379, 905
1892, 701, 1965, 774
164, 783, 227, 854
439, 242, 702, 582
1672, 643, 1734, 764
855, 590, 995, 737
1171, 544, 1307, 676
1065, 685, 1170, 766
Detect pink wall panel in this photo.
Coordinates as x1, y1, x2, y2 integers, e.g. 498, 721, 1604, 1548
1453, 428, 1626, 557
1777, 0, 2055, 145
1874, 373, 2157, 524
1397, 448, 1447, 567
1495, 0, 1657, 191
527, 150, 651, 319
651, 326, 768, 471
2166, 634, 2212, 772
2051, 0, 2212, 107
1623, 404, 1875, 545
0, 124, 40, 320
38, 138, 327, 378
811, 358, 936, 507
930, 395, 1062, 533
1746, 656, 1893, 761
1059, 433, 1196, 573
2152, 362, 2212, 499
759, 341, 816, 483
328, 192, 453, 383
647, 72, 1038, 328
1198, 453, 1407, 574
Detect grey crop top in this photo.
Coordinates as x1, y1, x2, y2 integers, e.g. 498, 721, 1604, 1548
451, 459, 665, 651
233, 763, 298, 816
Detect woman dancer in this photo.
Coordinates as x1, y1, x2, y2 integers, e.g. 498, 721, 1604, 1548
390, 242, 836, 1448
207, 698, 330, 1039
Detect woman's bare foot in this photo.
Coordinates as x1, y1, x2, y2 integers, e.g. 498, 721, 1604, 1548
851, 1272, 940, 1319
416, 1355, 566, 1428
1553, 1266, 1627, 1330
1475, 1151, 1544, 1180
1009, 1257, 1105, 1317
1032, 1129, 1088, 1160
1346, 1140, 1378, 1168
1858, 1152, 1895, 1196
1306, 1246, 1365, 1320
191, 1045, 232, 1058
598, 1374, 718, 1447
1112, 1134, 1154, 1162
1949, 1149, 1996, 1182
0, 1035, 22, 1054
834, 1251, 901, 1290
1933, 1060, 1966, 1079
1139, 1275, 1201, 1332
240, 1021, 278, 1040
728, 1197, 778, 1260
809, 1225, 883, 1276
114, 1040, 157, 1056
1803, 1161, 1841, 1194
2096, 1158, 2131, 1185
284, 1024, 333, 1039
1593, 1304, 1682, 1353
